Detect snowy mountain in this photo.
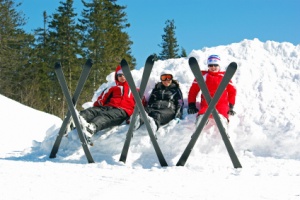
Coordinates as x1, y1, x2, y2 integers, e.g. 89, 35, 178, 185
1, 38, 300, 200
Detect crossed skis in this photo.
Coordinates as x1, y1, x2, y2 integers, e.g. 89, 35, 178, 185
119, 55, 155, 163
49, 59, 95, 163
50, 56, 241, 168
120, 56, 241, 168
176, 57, 242, 168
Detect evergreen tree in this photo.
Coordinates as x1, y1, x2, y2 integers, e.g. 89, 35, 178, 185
158, 19, 179, 60
0, 0, 34, 103
31, 11, 58, 114
79, 0, 135, 91
180, 47, 187, 57
48, 0, 82, 89
46, 0, 84, 117
1, 0, 136, 119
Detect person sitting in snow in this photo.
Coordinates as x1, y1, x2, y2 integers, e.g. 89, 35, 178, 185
187, 54, 236, 128
135, 70, 184, 131
79, 65, 136, 137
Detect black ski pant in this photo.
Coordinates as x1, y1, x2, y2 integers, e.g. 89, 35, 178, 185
145, 107, 175, 129
80, 106, 128, 132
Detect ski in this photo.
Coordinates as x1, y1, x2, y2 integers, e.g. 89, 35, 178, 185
176, 57, 241, 168
121, 58, 168, 167
50, 59, 93, 159
188, 57, 242, 168
51, 61, 95, 163
119, 55, 154, 163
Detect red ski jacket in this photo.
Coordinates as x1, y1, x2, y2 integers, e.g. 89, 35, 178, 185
93, 65, 136, 116
188, 70, 236, 119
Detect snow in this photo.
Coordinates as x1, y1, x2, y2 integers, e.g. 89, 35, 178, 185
1, 38, 300, 200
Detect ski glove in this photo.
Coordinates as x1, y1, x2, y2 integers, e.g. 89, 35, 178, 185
188, 103, 199, 114
228, 103, 236, 116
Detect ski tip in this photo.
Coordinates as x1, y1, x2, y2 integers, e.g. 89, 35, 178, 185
86, 58, 93, 66
147, 54, 155, 60
120, 59, 128, 67
54, 62, 62, 69
188, 57, 198, 64
228, 62, 238, 69
146, 54, 156, 63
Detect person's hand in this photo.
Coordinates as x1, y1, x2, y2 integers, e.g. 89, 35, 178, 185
187, 103, 199, 114
228, 103, 236, 116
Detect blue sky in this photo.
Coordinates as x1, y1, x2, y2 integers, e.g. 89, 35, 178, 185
17, 0, 300, 68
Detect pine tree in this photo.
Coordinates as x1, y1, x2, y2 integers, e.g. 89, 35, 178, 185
45, 0, 83, 117
158, 19, 180, 60
1, 0, 135, 119
31, 11, 58, 114
0, 0, 34, 103
180, 47, 187, 57
79, 0, 135, 91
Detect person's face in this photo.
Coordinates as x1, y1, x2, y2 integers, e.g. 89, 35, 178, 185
208, 64, 220, 72
161, 74, 173, 87
117, 74, 126, 83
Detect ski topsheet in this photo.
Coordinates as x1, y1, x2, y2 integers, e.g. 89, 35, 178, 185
119, 55, 154, 163
51, 60, 94, 163
50, 59, 93, 159
176, 57, 241, 168
121, 58, 168, 167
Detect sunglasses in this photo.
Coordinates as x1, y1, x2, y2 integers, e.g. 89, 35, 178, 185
208, 64, 219, 67
161, 74, 173, 81
117, 74, 125, 77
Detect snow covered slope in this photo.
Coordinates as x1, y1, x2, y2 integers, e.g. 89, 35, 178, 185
1, 39, 300, 200
2, 38, 300, 166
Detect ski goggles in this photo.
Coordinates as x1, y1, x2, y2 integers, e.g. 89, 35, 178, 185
117, 73, 125, 77
208, 64, 219, 67
161, 74, 173, 81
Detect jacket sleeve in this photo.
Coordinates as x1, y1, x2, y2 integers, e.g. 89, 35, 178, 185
93, 87, 112, 107
188, 78, 200, 104
227, 80, 236, 106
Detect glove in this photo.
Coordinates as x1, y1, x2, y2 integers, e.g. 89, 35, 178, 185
187, 103, 199, 114
228, 103, 236, 116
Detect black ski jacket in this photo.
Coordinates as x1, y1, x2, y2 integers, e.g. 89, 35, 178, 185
147, 81, 184, 119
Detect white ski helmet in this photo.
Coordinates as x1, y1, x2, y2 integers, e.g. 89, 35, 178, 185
160, 69, 173, 76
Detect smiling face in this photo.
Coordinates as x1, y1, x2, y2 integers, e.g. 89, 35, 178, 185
117, 73, 126, 83
207, 55, 221, 72
162, 79, 172, 87
160, 74, 173, 87
208, 64, 220, 73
